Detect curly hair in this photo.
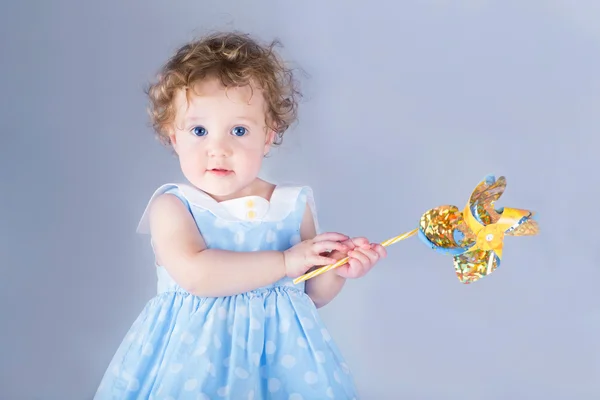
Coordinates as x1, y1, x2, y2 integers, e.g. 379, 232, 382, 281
146, 31, 301, 146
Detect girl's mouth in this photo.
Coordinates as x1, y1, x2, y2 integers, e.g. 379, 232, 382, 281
208, 168, 233, 176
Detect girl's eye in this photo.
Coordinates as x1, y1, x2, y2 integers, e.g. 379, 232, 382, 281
191, 126, 207, 137
231, 126, 247, 137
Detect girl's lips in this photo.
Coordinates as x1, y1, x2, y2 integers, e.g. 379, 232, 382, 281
208, 169, 232, 176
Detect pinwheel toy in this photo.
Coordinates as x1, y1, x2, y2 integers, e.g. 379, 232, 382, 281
293, 174, 539, 285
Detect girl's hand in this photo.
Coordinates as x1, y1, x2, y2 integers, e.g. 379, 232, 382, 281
283, 232, 349, 278
332, 237, 387, 279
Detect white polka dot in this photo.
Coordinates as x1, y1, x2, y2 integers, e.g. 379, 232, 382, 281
247, 390, 255, 400
251, 352, 261, 366
181, 331, 194, 344
126, 332, 136, 342
276, 222, 284, 230
250, 317, 261, 330
333, 370, 341, 383
170, 363, 183, 373
194, 345, 207, 356
236, 336, 247, 349
281, 354, 296, 368
315, 351, 326, 363
197, 393, 210, 400
290, 234, 301, 245
213, 334, 222, 349
184, 379, 198, 391
321, 329, 331, 342
300, 317, 314, 329
304, 371, 318, 384
266, 305, 276, 317
265, 340, 276, 354
266, 230, 277, 243
279, 319, 291, 333
218, 306, 227, 319
207, 362, 216, 377
126, 375, 139, 391
217, 385, 229, 397
297, 337, 308, 348
289, 394, 303, 400
234, 231, 245, 244
341, 363, 350, 374
111, 364, 120, 376
268, 378, 281, 392
142, 342, 153, 356
237, 305, 248, 317
235, 367, 250, 379
326, 387, 334, 398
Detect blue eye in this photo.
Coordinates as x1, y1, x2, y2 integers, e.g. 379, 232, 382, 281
191, 126, 207, 137
231, 126, 247, 137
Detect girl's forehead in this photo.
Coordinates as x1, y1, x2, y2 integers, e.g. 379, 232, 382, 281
173, 81, 267, 124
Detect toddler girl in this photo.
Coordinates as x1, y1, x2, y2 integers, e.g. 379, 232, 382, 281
94, 31, 386, 400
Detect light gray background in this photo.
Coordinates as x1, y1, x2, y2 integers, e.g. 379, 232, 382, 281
1, 0, 598, 399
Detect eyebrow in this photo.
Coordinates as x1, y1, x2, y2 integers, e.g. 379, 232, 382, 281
183, 116, 259, 125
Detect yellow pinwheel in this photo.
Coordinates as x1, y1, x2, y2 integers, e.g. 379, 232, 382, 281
293, 174, 539, 285
418, 175, 539, 284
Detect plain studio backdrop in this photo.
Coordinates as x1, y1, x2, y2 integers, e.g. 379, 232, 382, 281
0, 0, 598, 399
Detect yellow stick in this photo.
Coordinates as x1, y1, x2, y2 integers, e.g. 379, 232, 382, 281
293, 228, 419, 284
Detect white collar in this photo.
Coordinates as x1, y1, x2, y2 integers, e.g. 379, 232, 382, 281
137, 183, 307, 233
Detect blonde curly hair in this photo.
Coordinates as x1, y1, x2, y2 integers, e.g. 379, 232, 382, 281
146, 31, 301, 146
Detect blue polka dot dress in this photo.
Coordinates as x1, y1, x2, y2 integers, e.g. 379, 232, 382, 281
94, 183, 359, 400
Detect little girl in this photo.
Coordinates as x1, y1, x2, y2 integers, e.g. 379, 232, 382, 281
95, 31, 386, 400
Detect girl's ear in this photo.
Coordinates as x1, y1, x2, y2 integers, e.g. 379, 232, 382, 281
264, 130, 276, 155
168, 130, 179, 152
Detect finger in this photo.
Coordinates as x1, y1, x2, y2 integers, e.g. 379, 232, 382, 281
364, 247, 381, 263
341, 239, 357, 250
371, 243, 387, 258
309, 255, 342, 267
350, 237, 370, 248
348, 249, 370, 268
312, 240, 348, 254
313, 232, 349, 243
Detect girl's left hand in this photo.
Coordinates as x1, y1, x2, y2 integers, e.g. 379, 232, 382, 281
331, 237, 387, 279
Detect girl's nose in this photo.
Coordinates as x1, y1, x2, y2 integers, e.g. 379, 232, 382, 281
207, 136, 233, 157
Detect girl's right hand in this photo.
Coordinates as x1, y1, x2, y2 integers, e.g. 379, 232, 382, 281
282, 232, 349, 278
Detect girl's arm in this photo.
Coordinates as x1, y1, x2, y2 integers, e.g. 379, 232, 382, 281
149, 193, 287, 297
301, 205, 347, 308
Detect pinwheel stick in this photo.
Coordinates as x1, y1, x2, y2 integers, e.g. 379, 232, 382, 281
293, 228, 419, 284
